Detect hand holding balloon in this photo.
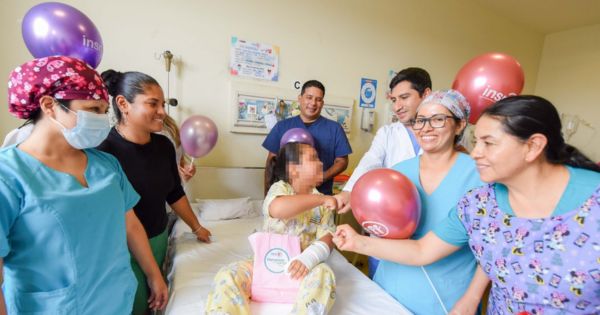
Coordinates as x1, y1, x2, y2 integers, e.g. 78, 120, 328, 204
333, 224, 362, 252
178, 163, 196, 182
333, 191, 351, 214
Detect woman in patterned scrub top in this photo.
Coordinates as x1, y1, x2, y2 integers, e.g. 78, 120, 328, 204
335, 95, 600, 314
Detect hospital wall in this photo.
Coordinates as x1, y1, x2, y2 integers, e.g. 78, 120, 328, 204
534, 23, 600, 162
1, 0, 546, 195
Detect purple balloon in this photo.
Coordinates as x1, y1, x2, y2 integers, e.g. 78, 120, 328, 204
280, 128, 315, 148
180, 115, 218, 158
22, 2, 103, 68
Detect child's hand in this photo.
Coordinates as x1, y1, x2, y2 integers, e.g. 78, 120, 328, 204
333, 224, 360, 251
322, 195, 338, 211
287, 259, 309, 280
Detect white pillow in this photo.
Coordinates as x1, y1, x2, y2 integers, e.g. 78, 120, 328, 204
242, 199, 264, 218
194, 197, 251, 221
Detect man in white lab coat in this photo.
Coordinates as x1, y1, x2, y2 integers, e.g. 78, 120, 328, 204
334, 67, 432, 278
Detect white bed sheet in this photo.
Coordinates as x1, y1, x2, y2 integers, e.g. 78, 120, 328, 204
165, 216, 412, 315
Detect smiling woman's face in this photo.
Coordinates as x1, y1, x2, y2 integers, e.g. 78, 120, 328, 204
413, 103, 463, 154
124, 84, 166, 133
471, 115, 529, 183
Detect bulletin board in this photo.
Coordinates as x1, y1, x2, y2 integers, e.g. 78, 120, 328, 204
230, 81, 354, 134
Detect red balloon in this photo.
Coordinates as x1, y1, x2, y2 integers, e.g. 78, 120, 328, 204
351, 169, 421, 239
452, 52, 525, 124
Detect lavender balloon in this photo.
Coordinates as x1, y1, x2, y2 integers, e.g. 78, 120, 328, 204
22, 2, 103, 68
280, 128, 315, 148
180, 115, 218, 158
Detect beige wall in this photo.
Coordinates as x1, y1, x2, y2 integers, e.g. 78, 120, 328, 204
1, 0, 544, 173
535, 24, 600, 162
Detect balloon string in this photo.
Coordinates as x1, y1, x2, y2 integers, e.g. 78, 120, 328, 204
421, 266, 448, 314
166, 70, 170, 115
190, 157, 195, 168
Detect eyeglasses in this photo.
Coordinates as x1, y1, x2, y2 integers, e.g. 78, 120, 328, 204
410, 114, 457, 130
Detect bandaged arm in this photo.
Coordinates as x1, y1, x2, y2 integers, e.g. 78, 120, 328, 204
289, 240, 331, 271
286, 209, 335, 273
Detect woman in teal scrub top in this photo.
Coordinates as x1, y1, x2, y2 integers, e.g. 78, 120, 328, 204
337, 90, 483, 314
0, 56, 167, 314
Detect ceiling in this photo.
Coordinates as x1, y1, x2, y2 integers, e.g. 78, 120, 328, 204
476, 0, 600, 34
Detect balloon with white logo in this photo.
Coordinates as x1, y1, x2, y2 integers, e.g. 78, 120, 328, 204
351, 168, 421, 239
22, 2, 104, 68
452, 52, 524, 124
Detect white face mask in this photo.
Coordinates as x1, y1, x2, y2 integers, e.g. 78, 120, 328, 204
51, 103, 110, 149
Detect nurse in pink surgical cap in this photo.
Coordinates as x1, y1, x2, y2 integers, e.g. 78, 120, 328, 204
0, 56, 167, 314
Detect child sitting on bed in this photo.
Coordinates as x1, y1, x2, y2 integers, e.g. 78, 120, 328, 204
205, 142, 337, 315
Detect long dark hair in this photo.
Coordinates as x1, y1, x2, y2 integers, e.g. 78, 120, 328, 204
101, 70, 159, 123
482, 95, 600, 172
267, 142, 305, 187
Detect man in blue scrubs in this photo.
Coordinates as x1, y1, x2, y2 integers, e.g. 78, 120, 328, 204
262, 80, 352, 195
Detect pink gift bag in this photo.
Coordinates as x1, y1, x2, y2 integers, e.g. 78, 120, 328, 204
248, 231, 301, 303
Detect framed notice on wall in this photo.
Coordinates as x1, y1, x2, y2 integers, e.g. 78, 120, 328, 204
230, 81, 354, 134
229, 37, 280, 81
322, 104, 352, 133
234, 94, 276, 129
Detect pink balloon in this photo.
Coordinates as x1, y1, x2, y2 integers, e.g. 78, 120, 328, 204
180, 115, 218, 158
280, 128, 315, 148
351, 169, 421, 239
452, 52, 525, 124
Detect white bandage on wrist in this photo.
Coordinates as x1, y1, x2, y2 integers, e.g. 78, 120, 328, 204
286, 240, 331, 273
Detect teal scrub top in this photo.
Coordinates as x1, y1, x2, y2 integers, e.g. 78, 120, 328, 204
434, 165, 600, 246
374, 153, 484, 315
0, 146, 140, 314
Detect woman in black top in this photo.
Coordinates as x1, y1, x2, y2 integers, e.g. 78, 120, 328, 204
98, 70, 211, 315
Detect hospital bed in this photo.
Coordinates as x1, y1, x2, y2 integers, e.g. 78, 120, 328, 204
164, 167, 412, 315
